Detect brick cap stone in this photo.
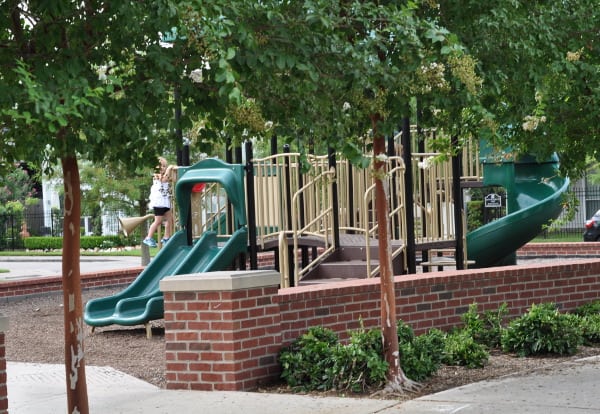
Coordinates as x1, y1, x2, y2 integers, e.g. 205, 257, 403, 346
159, 270, 280, 292
0, 314, 8, 331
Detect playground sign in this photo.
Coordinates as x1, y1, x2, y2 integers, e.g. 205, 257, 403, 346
485, 193, 502, 208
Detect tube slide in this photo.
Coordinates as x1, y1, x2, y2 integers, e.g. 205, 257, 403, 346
466, 154, 569, 268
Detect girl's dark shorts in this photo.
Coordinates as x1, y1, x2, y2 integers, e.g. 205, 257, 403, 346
153, 207, 170, 217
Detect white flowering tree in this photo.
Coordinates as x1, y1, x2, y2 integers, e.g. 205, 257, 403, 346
435, 0, 600, 180
178, 1, 480, 394
0, 2, 235, 412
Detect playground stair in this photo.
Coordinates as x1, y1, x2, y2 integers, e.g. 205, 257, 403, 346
299, 235, 404, 284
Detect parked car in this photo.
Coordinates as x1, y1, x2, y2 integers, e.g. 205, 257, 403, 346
584, 209, 600, 241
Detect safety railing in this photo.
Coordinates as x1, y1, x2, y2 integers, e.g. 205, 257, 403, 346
288, 168, 336, 286
362, 157, 407, 277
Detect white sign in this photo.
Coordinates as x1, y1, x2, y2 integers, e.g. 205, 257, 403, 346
485, 193, 502, 208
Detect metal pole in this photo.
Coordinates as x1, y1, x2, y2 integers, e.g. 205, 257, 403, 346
329, 147, 340, 249
245, 141, 258, 270
402, 115, 417, 274
452, 136, 465, 270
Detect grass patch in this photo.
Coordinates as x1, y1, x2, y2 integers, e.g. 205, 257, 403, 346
0, 248, 157, 257
532, 234, 583, 243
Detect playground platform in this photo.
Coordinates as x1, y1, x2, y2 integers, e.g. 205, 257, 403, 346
7, 356, 600, 414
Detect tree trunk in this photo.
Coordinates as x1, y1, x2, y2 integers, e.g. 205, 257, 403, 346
61, 155, 89, 414
371, 115, 419, 394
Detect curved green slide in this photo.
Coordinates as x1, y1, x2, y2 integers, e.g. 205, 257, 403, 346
84, 159, 247, 328
466, 151, 569, 268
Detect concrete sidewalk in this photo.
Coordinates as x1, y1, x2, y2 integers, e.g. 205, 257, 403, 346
7, 356, 600, 414
0, 256, 143, 280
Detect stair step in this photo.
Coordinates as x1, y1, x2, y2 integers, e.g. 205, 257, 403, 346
303, 260, 377, 280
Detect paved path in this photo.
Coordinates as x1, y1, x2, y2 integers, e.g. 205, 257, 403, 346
6, 356, 600, 414
0, 255, 143, 280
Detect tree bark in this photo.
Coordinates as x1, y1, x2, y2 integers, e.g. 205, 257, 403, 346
370, 116, 421, 396
371, 116, 401, 383
61, 155, 89, 414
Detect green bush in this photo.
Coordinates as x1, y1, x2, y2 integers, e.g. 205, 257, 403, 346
279, 326, 339, 391
579, 315, 600, 345
329, 328, 387, 392
574, 300, 600, 317
279, 322, 448, 392
466, 200, 483, 231
399, 326, 446, 381
461, 302, 508, 348
501, 303, 583, 356
23, 235, 131, 250
443, 330, 489, 368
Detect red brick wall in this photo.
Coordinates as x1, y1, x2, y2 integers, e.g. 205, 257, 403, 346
277, 259, 600, 341
518, 242, 600, 257
0, 268, 142, 300
162, 272, 282, 391
161, 259, 600, 390
0, 317, 8, 414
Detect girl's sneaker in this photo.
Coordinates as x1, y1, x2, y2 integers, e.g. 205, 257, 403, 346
160, 237, 170, 244
143, 237, 157, 247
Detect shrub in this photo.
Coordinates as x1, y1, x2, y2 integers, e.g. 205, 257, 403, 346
400, 328, 446, 381
579, 315, 600, 345
461, 302, 508, 348
443, 330, 489, 368
501, 303, 583, 356
574, 300, 600, 317
466, 200, 483, 231
279, 326, 338, 391
329, 328, 387, 392
397, 321, 446, 381
279, 322, 448, 392
24, 235, 131, 250
279, 326, 338, 390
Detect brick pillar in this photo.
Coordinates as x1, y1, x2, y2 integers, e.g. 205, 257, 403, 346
160, 270, 281, 391
0, 315, 8, 414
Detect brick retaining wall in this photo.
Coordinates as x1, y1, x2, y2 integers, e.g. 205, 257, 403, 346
0, 267, 143, 301
517, 242, 600, 257
160, 271, 282, 391
278, 259, 600, 341
161, 258, 600, 390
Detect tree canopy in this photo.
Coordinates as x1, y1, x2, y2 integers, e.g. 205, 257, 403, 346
2, 0, 599, 407
435, 0, 600, 178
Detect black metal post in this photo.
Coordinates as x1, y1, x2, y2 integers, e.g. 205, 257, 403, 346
452, 135, 465, 270
329, 147, 340, 249
270, 135, 278, 156
183, 141, 193, 246
402, 115, 417, 274
245, 141, 258, 270
226, 137, 233, 163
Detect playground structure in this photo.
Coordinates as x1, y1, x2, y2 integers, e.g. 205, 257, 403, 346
84, 127, 569, 333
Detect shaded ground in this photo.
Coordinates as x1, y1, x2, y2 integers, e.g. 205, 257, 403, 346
3, 286, 600, 401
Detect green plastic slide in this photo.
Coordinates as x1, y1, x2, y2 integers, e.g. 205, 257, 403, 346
83, 228, 247, 327
84, 158, 248, 328
466, 152, 569, 268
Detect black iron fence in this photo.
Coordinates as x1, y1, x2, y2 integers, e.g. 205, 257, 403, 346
0, 210, 124, 251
